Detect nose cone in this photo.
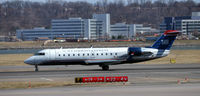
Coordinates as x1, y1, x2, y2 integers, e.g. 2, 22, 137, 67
24, 57, 34, 65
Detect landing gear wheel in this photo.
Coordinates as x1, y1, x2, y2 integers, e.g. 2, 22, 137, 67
35, 65, 38, 72
102, 65, 109, 71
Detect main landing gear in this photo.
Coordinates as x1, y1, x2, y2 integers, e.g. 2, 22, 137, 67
100, 65, 109, 71
35, 64, 39, 72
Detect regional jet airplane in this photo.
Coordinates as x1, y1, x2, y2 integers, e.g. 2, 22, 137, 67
24, 30, 179, 71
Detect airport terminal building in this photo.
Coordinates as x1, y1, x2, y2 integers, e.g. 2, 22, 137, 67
17, 13, 155, 41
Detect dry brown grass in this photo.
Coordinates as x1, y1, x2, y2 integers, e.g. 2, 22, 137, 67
0, 54, 32, 66
0, 41, 43, 48
138, 50, 200, 64
0, 81, 74, 89
174, 40, 200, 45
0, 40, 200, 49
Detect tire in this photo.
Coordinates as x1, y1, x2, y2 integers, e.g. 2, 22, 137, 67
102, 65, 109, 71
35, 65, 38, 72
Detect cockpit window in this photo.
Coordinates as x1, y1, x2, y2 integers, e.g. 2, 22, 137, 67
34, 52, 45, 55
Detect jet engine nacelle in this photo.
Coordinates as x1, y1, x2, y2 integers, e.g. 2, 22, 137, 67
128, 47, 142, 56
128, 47, 153, 57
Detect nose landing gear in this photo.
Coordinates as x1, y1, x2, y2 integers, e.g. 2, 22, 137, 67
35, 65, 38, 72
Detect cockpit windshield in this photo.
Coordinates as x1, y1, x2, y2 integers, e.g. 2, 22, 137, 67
34, 52, 45, 56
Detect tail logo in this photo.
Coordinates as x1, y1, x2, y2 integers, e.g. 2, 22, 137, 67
161, 39, 169, 45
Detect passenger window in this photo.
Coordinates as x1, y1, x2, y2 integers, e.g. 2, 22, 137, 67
97, 53, 98, 56
106, 53, 108, 55
59, 54, 60, 56
63, 54, 65, 56
87, 53, 89, 56
92, 53, 94, 56
78, 54, 80, 56
101, 53, 103, 55
83, 54, 85, 56
115, 53, 117, 55
110, 53, 112, 55
68, 54, 70, 56
73, 54, 75, 56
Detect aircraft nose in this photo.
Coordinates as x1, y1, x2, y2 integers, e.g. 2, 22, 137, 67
24, 57, 34, 65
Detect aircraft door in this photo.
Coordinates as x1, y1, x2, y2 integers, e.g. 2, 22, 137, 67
49, 50, 56, 61
45, 50, 49, 61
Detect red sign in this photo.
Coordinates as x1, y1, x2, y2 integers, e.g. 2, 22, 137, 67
78, 76, 128, 83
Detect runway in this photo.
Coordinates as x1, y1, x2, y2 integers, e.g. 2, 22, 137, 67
1, 63, 200, 96
0, 64, 200, 82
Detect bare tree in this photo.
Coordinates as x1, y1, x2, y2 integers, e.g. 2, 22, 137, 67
0, 0, 199, 35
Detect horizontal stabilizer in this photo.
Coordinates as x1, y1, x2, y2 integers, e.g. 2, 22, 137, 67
164, 30, 180, 36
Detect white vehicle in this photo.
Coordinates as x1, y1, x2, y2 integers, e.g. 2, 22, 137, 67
24, 30, 179, 71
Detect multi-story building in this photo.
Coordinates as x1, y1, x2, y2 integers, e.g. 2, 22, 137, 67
17, 14, 108, 41
51, 18, 103, 40
16, 27, 52, 41
110, 23, 157, 39
93, 14, 110, 38
110, 23, 133, 39
160, 12, 200, 34
84, 19, 103, 40
160, 16, 191, 33
182, 19, 200, 35
51, 18, 85, 39
16, 13, 156, 41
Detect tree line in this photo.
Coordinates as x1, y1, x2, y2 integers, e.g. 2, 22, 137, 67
0, 0, 199, 36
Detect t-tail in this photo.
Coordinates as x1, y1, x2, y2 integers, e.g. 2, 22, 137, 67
151, 30, 180, 50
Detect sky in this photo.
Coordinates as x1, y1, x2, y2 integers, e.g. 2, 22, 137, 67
1, 0, 200, 4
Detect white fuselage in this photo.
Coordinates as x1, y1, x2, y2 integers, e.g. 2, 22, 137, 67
24, 47, 169, 66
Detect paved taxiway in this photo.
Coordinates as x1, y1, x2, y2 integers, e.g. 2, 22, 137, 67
1, 64, 200, 96
1, 84, 200, 96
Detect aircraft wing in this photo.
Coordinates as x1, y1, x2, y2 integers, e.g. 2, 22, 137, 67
85, 59, 124, 64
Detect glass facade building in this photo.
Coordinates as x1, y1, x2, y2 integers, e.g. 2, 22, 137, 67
110, 23, 156, 39
110, 23, 133, 39
16, 14, 109, 41
16, 28, 52, 41
160, 12, 200, 34
160, 16, 191, 33
51, 18, 85, 39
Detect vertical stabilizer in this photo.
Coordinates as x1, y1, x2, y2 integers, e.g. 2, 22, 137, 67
151, 30, 179, 50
